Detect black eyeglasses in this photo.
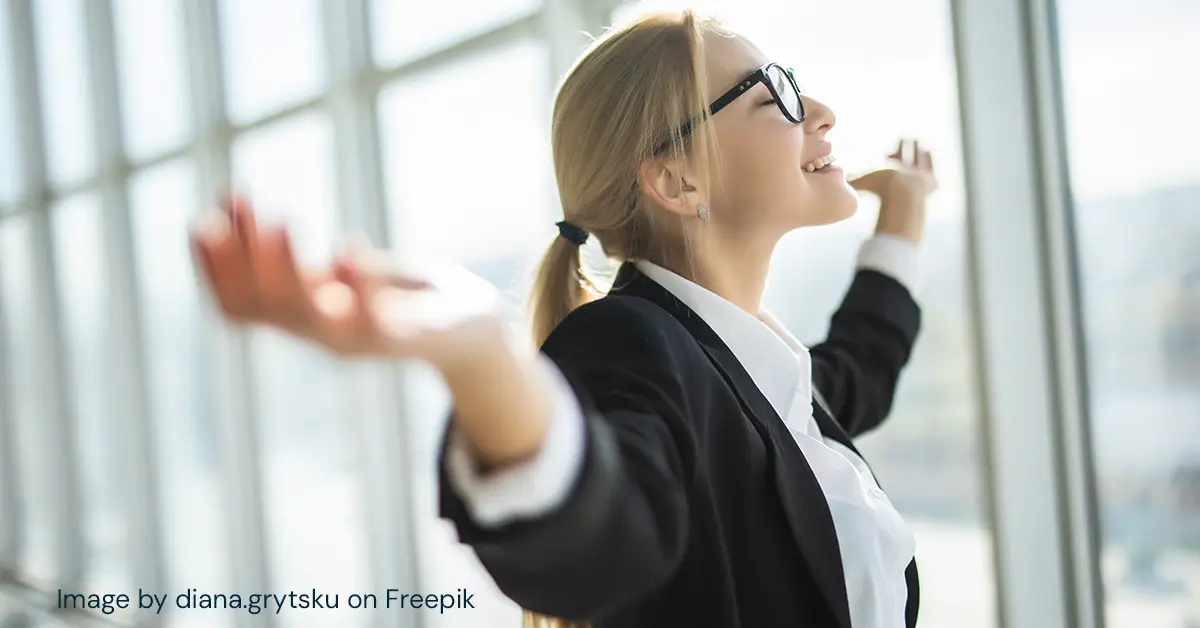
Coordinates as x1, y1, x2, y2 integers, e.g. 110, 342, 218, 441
653, 62, 805, 155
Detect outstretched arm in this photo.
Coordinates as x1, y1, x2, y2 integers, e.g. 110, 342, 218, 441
192, 193, 695, 621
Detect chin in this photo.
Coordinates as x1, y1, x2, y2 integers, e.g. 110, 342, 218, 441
808, 191, 859, 226
835, 191, 859, 219
779, 184, 860, 229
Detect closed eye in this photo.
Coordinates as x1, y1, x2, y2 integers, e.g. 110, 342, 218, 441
760, 99, 777, 107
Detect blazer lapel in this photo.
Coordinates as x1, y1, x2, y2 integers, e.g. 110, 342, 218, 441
608, 262, 854, 628
811, 388, 858, 455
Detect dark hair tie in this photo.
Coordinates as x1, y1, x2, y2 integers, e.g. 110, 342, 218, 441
556, 220, 588, 246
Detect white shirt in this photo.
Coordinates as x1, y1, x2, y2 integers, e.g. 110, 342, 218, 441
446, 235, 920, 628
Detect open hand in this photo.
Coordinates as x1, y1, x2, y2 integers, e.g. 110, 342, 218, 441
848, 139, 937, 243
848, 138, 938, 204
190, 193, 508, 371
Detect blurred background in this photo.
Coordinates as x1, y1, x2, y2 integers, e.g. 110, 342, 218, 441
0, 0, 1196, 627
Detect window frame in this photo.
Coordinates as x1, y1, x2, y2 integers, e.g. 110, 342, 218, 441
950, 0, 1105, 625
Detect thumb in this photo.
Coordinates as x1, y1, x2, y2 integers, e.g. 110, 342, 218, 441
847, 170, 883, 192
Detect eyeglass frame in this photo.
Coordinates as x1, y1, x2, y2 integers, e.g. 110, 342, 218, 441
652, 62, 806, 156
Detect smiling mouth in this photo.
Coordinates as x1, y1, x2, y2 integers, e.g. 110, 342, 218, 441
802, 154, 837, 173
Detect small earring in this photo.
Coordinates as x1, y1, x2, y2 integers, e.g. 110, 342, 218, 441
697, 204, 709, 221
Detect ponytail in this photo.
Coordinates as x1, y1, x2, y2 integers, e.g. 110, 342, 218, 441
527, 235, 599, 348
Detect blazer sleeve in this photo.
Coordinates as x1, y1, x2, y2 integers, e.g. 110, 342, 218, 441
809, 268, 922, 438
436, 296, 696, 621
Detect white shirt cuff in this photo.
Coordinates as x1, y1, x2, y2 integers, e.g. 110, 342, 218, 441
856, 234, 919, 293
444, 354, 587, 527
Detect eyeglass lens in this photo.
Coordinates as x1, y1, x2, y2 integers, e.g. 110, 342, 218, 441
766, 65, 803, 121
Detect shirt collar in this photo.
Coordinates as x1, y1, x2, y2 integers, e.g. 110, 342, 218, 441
634, 259, 804, 421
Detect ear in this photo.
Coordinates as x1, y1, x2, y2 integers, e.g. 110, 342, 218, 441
636, 157, 707, 219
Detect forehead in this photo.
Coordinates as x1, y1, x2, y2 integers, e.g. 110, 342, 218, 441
701, 32, 770, 100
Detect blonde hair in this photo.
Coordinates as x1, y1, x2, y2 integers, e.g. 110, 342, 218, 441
527, 8, 728, 347
522, 8, 728, 628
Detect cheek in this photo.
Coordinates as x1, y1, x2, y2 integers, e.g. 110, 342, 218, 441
756, 133, 809, 207
717, 130, 805, 211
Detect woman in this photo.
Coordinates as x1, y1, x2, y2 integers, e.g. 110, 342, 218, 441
192, 9, 936, 628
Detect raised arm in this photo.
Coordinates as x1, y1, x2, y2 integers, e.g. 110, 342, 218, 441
809, 264, 921, 438
815, 138, 936, 437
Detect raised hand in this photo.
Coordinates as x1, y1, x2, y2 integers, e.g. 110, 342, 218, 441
848, 138, 938, 202
189, 192, 509, 373
848, 138, 938, 244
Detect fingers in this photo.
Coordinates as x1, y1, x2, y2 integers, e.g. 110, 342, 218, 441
332, 236, 389, 344
192, 210, 259, 321
225, 191, 260, 267
192, 193, 321, 336
908, 139, 935, 173
253, 227, 317, 334
327, 247, 388, 350
886, 138, 934, 171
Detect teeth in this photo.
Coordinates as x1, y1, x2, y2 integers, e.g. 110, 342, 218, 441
803, 154, 836, 172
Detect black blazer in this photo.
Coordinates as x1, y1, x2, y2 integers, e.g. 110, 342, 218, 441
439, 261, 922, 627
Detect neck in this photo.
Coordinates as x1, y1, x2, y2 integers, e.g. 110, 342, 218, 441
650, 228, 779, 316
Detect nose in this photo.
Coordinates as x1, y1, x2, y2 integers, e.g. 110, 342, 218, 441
802, 96, 836, 135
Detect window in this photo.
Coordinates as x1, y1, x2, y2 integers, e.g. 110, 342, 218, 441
1056, 0, 1200, 624
129, 160, 231, 628
218, 0, 326, 124
615, 2, 995, 626
5, 0, 568, 621
32, 0, 95, 188
371, 0, 542, 67
377, 38, 554, 626
50, 193, 133, 606
232, 113, 372, 624
112, 0, 191, 160
0, 5, 22, 205
0, 216, 55, 586
378, 38, 554, 296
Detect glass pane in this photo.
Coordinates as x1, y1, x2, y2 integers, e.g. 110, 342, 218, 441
50, 194, 133, 610
33, 0, 95, 187
0, 5, 23, 204
371, 0, 542, 67
379, 38, 553, 294
623, 2, 993, 625
128, 161, 231, 628
113, 0, 191, 159
1057, 1, 1200, 625
218, 0, 325, 124
377, 39, 552, 626
231, 113, 371, 625
0, 215, 56, 585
